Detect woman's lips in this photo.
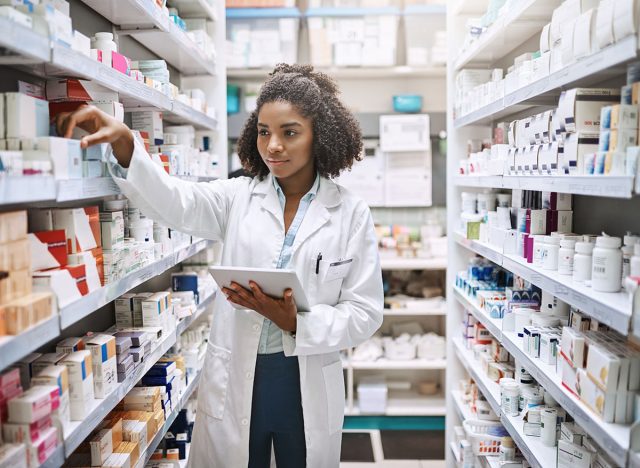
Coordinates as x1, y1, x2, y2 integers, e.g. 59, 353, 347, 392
267, 159, 288, 166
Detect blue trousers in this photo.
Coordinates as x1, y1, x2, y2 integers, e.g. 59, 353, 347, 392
248, 352, 306, 468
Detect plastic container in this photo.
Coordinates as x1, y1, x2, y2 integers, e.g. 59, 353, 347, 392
477, 192, 497, 214
462, 420, 505, 456
621, 234, 639, 285
392, 94, 422, 113
500, 378, 519, 416
496, 193, 511, 208
541, 235, 560, 270
227, 13, 300, 69
403, 5, 446, 66
499, 437, 516, 462
541, 408, 557, 447
573, 241, 594, 283
461, 192, 477, 214
308, 12, 399, 67
532, 235, 546, 267
592, 235, 623, 292
93, 32, 117, 52
558, 239, 576, 275
631, 243, 640, 277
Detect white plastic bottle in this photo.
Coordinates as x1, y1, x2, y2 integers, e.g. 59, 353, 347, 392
622, 234, 639, 286
542, 235, 560, 270
631, 243, 640, 277
573, 242, 594, 283
499, 437, 516, 461
558, 239, 576, 275
93, 32, 117, 53
592, 235, 623, 292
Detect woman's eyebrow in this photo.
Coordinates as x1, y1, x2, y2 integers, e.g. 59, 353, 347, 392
257, 122, 269, 128
281, 122, 302, 128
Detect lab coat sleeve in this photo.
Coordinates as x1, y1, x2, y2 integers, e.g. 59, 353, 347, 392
108, 133, 244, 241
290, 206, 384, 356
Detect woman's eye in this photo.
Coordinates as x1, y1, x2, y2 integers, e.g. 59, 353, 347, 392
258, 129, 269, 136
285, 130, 297, 137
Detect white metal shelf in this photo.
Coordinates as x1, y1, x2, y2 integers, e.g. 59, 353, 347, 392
454, 231, 633, 336
166, 101, 218, 130
57, 178, 121, 203
168, 0, 217, 21
455, 174, 636, 198
453, 338, 501, 415
136, 366, 202, 468
0, 16, 50, 64
501, 410, 556, 468
48, 45, 172, 111
79, 0, 216, 76
60, 240, 211, 329
348, 358, 447, 370
454, 337, 556, 468
348, 392, 446, 416
227, 66, 446, 80
453, 287, 634, 467
0, 316, 61, 372
380, 257, 447, 271
40, 445, 66, 468
63, 326, 177, 456
451, 390, 473, 421
454, 0, 560, 70
454, 36, 639, 128
0, 175, 57, 207
383, 308, 446, 316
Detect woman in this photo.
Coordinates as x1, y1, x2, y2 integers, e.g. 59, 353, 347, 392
57, 64, 384, 467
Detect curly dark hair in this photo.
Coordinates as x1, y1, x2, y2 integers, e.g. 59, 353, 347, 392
236, 63, 363, 179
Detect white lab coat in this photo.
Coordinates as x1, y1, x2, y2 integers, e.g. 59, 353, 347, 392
110, 137, 384, 467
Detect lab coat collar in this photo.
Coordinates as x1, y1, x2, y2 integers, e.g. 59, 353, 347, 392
251, 173, 342, 209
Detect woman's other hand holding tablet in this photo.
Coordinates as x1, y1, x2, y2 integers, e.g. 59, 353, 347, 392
222, 281, 297, 332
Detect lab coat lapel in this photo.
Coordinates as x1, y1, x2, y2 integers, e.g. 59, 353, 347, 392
253, 175, 284, 230
291, 177, 342, 255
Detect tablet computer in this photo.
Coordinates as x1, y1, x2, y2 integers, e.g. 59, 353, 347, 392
209, 266, 311, 311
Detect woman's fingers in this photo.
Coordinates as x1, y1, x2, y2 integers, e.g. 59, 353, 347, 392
80, 127, 114, 149
61, 105, 95, 138
227, 283, 259, 309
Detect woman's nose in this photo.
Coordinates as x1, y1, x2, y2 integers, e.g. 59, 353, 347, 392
268, 137, 283, 153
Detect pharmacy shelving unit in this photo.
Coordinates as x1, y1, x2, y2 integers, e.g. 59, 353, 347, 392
446, 2, 640, 468
0, 0, 227, 465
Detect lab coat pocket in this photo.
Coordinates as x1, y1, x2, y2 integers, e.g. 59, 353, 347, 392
200, 342, 232, 420
316, 259, 350, 305
322, 360, 345, 434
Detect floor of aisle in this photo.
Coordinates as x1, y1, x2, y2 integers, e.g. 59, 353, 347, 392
340, 430, 445, 467
341, 462, 445, 468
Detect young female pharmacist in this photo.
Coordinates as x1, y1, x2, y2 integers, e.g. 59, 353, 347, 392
56, 64, 384, 468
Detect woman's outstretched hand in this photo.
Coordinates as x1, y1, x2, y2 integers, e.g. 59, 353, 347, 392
55, 104, 135, 168
222, 281, 298, 332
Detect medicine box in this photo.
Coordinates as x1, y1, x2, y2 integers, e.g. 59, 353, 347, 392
56, 337, 85, 355
25, 426, 58, 468
585, 342, 621, 392
86, 334, 117, 398
2, 415, 52, 444
32, 353, 69, 377
4, 93, 49, 139
91, 427, 117, 466
61, 351, 94, 420
131, 111, 163, 145
45, 79, 118, 103
142, 292, 171, 327
100, 211, 125, 250
561, 132, 599, 175
7, 384, 59, 424
577, 368, 616, 422
561, 327, 585, 368
52, 207, 98, 254
559, 88, 620, 133
557, 439, 595, 468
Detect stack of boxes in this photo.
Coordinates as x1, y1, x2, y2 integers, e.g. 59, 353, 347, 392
29, 206, 103, 308
60, 347, 94, 422
86, 335, 118, 399
113, 331, 151, 383
0, 211, 54, 337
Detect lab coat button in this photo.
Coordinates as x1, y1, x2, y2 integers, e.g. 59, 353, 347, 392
241, 418, 249, 426
246, 372, 252, 379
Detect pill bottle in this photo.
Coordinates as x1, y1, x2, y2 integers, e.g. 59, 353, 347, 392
558, 238, 576, 275
573, 242, 594, 283
631, 243, 640, 277
499, 437, 516, 461
592, 235, 622, 292
532, 235, 546, 267
542, 235, 560, 270
93, 32, 117, 53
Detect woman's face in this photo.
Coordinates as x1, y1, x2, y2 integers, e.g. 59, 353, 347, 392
257, 100, 314, 180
